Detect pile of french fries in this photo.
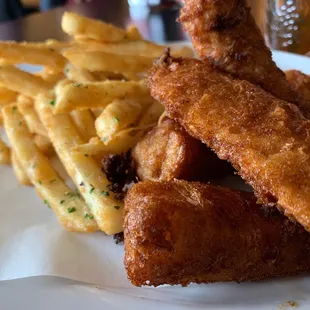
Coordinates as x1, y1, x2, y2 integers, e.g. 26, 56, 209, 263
0, 12, 193, 235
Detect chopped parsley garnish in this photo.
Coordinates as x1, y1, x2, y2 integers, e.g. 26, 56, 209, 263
50, 179, 56, 184
38, 181, 42, 185
67, 207, 76, 213
12, 106, 17, 112
114, 205, 120, 210
75, 83, 82, 87
84, 154, 89, 157
89, 184, 95, 194
114, 116, 120, 124
65, 190, 80, 198
84, 213, 94, 220
101, 137, 107, 143
19, 121, 22, 126
60, 200, 65, 204
101, 191, 109, 197
49, 100, 55, 106
43, 199, 50, 208
79, 181, 84, 186
65, 68, 70, 73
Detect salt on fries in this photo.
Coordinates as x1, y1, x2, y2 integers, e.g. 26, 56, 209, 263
0, 11, 192, 235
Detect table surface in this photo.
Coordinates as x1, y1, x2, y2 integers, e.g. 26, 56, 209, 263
0, 0, 263, 43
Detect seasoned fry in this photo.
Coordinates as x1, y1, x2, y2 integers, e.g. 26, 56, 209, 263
33, 134, 54, 156
64, 63, 100, 83
35, 93, 124, 234
2, 104, 98, 232
95, 99, 145, 141
0, 85, 18, 105
125, 25, 143, 40
125, 180, 310, 286
0, 41, 67, 70
17, 96, 48, 137
0, 135, 10, 165
11, 151, 31, 186
63, 48, 153, 79
0, 66, 50, 98
62, 12, 126, 42
54, 79, 150, 113
71, 109, 97, 142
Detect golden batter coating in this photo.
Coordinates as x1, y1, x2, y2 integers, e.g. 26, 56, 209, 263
149, 53, 310, 232
286, 70, 310, 101
179, 0, 310, 115
132, 117, 231, 182
124, 180, 310, 287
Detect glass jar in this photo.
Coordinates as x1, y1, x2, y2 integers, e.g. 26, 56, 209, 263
265, 0, 310, 54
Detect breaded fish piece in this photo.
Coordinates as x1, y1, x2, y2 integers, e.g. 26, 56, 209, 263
132, 117, 231, 181
179, 0, 310, 114
149, 53, 310, 231
286, 70, 310, 101
125, 180, 310, 287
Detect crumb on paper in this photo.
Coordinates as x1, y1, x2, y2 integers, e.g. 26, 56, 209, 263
278, 301, 298, 309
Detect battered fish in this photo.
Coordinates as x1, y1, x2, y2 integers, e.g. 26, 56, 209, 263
125, 180, 310, 287
179, 0, 310, 114
286, 70, 310, 101
132, 117, 231, 181
149, 53, 310, 231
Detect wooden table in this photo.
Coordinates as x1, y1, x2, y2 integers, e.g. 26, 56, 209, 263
0, 0, 263, 43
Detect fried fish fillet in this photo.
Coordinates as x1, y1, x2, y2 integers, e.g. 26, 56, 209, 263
124, 180, 310, 287
132, 117, 231, 181
149, 53, 310, 231
286, 70, 310, 101
179, 0, 310, 114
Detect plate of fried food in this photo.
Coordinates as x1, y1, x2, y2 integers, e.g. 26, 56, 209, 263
1, 0, 310, 309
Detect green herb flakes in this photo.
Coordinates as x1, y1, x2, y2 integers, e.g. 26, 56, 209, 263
60, 200, 65, 205
101, 191, 109, 197
84, 213, 94, 220
114, 205, 120, 210
67, 207, 76, 213
114, 116, 120, 124
49, 100, 55, 106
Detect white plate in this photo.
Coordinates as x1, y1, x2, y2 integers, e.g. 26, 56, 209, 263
1, 46, 310, 310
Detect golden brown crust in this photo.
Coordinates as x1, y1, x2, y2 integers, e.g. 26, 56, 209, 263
124, 180, 310, 287
286, 70, 310, 101
179, 0, 310, 115
149, 55, 310, 232
132, 117, 231, 181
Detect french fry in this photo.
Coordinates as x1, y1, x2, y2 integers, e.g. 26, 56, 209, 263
0, 66, 50, 98
91, 108, 103, 118
0, 85, 18, 105
33, 134, 54, 156
0, 135, 10, 165
2, 104, 98, 232
40, 70, 66, 86
64, 63, 101, 83
11, 151, 31, 186
125, 25, 143, 40
63, 48, 153, 79
0, 41, 67, 70
35, 93, 124, 234
138, 100, 165, 126
17, 96, 48, 137
95, 99, 145, 141
71, 110, 97, 142
54, 79, 150, 113
62, 12, 126, 42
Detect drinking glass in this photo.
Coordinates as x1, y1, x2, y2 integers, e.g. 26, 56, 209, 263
265, 0, 310, 54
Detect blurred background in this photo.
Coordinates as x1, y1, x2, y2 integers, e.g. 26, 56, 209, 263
0, 0, 309, 55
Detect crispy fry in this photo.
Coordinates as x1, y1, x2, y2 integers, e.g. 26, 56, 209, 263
0, 41, 66, 70
35, 93, 124, 234
17, 96, 48, 137
95, 99, 145, 142
64, 63, 102, 83
62, 12, 126, 42
0, 85, 18, 105
0, 66, 50, 98
125, 180, 310, 286
33, 134, 54, 156
138, 100, 164, 126
63, 48, 153, 79
2, 104, 98, 232
71, 109, 97, 142
11, 151, 31, 186
54, 79, 150, 113
125, 25, 143, 40
0, 134, 10, 165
